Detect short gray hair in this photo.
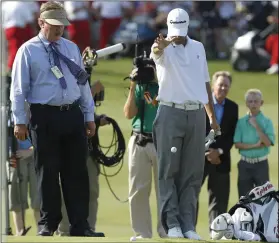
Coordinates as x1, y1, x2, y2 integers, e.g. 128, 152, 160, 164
212, 71, 232, 84
245, 89, 263, 101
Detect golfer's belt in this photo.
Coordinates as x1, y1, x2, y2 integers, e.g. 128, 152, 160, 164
160, 101, 203, 111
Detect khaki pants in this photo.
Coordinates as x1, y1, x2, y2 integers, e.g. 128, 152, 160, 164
128, 135, 166, 238
7, 156, 40, 211
58, 156, 99, 234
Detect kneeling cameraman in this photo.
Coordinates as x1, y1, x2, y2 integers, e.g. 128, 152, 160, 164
124, 65, 166, 239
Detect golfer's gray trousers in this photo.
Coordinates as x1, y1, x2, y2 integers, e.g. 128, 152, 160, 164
153, 104, 206, 233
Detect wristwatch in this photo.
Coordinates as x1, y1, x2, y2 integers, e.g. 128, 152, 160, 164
218, 148, 223, 155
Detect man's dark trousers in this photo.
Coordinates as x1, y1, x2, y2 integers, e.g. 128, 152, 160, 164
196, 98, 238, 229
29, 103, 90, 234
201, 162, 230, 226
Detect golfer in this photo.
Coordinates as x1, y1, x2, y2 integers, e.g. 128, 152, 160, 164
150, 8, 219, 240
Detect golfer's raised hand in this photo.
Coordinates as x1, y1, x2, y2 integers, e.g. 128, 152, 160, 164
155, 33, 178, 50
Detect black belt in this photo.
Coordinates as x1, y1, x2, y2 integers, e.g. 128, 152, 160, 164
30, 99, 80, 111
132, 131, 153, 138
132, 131, 153, 146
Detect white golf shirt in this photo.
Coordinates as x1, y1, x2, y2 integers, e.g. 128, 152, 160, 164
150, 37, 210, 105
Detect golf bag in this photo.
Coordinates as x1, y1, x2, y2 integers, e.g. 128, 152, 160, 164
211, 181, 279, 242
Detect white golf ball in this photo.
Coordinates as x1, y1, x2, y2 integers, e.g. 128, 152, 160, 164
171, 147, 177, 153
130, 236, 137, 242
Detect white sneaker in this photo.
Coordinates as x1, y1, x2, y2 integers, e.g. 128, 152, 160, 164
130, 235, 143, 241
168, 227, 184, 238
266, 64, 279, 75
184, 230, 203, 240
221, 236, 230, 240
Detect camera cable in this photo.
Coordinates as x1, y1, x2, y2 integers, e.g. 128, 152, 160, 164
89, 116, 128, 203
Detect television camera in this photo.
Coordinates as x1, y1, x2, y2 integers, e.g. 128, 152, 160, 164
124, 34, 156, 84
126, 54, 156, 84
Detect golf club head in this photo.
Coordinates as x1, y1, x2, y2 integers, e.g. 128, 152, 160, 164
205, 129, 221, 150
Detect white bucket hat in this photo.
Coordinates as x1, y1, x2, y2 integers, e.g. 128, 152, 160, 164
167, 8, 189, 37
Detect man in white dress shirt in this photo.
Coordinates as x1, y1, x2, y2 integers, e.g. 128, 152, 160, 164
150, 8, 219, 240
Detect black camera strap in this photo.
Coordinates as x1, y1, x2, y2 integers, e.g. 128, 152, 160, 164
139, 83, 149, 134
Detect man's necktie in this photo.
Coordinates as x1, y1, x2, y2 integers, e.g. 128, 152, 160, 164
50, 43, 90, 85
50, 44, 67, 89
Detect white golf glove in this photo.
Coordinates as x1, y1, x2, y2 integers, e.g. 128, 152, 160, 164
211, 213, 234, 240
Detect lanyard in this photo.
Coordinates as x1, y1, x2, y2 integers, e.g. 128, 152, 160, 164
37, 35, 54, 67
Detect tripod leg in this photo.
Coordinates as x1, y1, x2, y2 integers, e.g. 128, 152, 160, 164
15, 160, 31, 236
5, 163, 13, 235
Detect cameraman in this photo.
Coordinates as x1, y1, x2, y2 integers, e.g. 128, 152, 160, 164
123, 67, 166, 239
57, 80, 108, 237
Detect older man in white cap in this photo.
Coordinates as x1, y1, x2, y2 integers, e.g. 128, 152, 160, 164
10, 1, 99, 237
150, 8, 219, 240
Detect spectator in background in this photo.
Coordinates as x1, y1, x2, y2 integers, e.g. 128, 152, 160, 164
238, 1, 275, 31
92, 1, 134, 49
234, 89, 275, 198
218, 1, 239, 58
197, 71, 238, 231
192, 1, 226, 59
64, 1, 92, 52
265, 1, 279, 75
2, 1, 35, 75
133, 1, 158, 26
88, 1, 100, 49
25, 1, 40, 38
8, 103, 40, 236
134, 1, 157, 16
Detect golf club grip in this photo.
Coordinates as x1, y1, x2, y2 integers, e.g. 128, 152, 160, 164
96, 43, 126, 58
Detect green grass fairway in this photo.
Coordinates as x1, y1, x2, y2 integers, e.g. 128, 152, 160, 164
3, 58, 278, 243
